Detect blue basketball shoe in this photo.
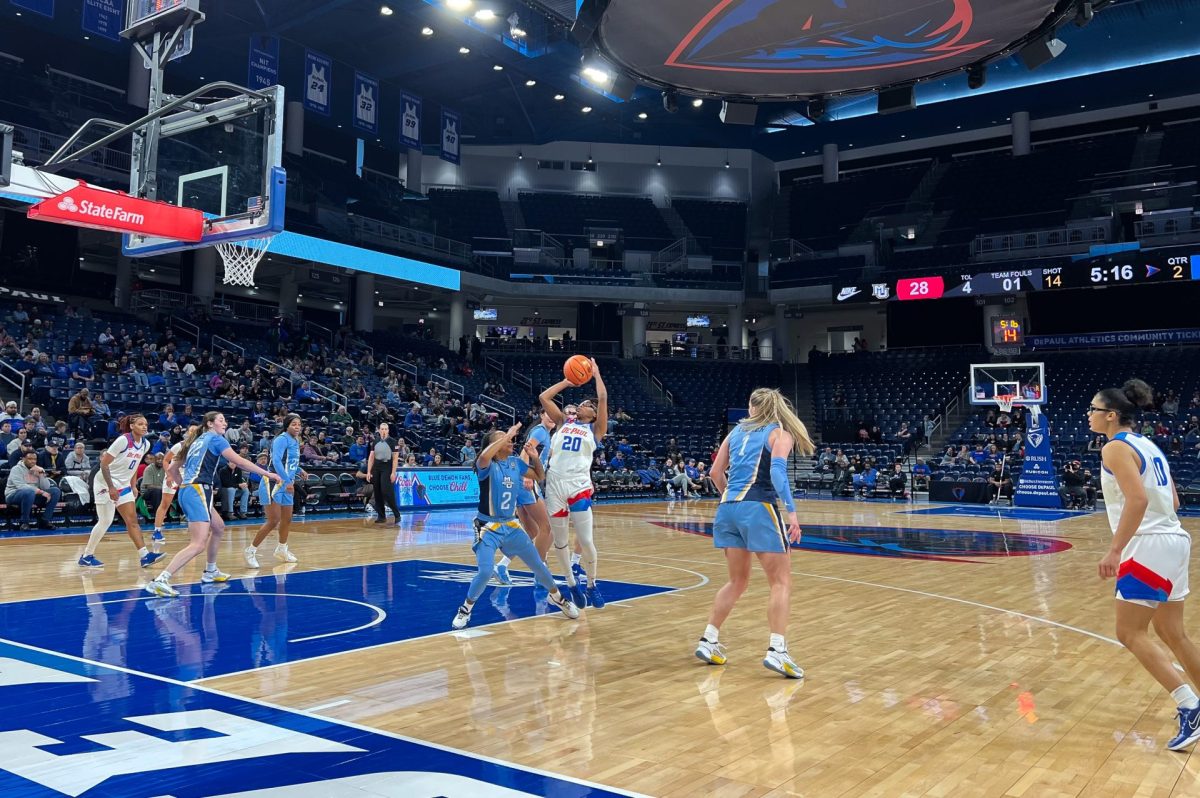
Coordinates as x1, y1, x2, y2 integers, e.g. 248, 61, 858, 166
140, 551, 164, 568
585, 582, 605, 609
1168, 705, 1200, 751
569, 581, 587, 608
78, 554, 103, 568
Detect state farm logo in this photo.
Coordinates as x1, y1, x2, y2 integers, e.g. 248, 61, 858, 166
55, 197, 146, 225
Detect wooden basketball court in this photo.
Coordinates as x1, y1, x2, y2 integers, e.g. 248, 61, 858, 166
2, 498, 1198, 797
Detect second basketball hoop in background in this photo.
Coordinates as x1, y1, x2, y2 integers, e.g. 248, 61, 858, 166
564, 355, 593, 386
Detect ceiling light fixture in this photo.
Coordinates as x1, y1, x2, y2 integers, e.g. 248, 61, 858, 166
493, 64, 504, 71
525, 79, 537, 86
380, 5, 394, 15
446, 0, 470, 10
553, 93, 565, 101
581, 106, 592, 113
691, 98, 703, 108
474, 8, 496, 21
459, 46, 470, 54
582, 66, 610, 84
637, 112, 648, 120
420, 26, 433, 36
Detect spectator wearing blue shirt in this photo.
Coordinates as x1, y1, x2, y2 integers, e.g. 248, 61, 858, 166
684, 460, 700, 481
911, 458, 931, 491
348, 436, 369, 463
969, 444, 991, 465
609, 452, 625, 471
12, 352, 36, 378
51, 355, 71, 381
33, 355, 55, 379
71, 354, 95, 383
617, 437, 634, 458
422, 447, 438, 466
294, 382, 318, 404
404, 406, 424, 430
853, 464, 878, 499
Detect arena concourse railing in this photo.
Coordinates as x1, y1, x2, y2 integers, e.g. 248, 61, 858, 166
385, 354, 418, 382
0, 358, 27, 412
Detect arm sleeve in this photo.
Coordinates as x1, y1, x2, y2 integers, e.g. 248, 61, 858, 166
770, 457, 795, 512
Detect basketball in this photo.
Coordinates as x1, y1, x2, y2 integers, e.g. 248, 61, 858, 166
563, 355, 593, 386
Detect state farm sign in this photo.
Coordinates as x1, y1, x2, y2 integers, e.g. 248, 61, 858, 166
27, 182, 204, 241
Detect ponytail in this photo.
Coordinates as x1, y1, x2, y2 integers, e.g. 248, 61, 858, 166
742, 387, 816, 456
116, 413, 145, 435
179, 415, 216, 462
1096, 379, 1154, 426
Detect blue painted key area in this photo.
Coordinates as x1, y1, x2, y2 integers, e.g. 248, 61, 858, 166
0, 560, 673, 682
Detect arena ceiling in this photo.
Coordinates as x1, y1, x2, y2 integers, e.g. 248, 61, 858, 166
4, 0, 1200, 157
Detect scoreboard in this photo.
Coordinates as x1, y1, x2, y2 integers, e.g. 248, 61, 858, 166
836, 251, 1200, 304
991, 316, 1023, 346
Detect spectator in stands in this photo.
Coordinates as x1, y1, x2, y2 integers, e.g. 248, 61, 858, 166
856, 422, 870, 442
1162, 391, 1180, 416
403, 453, 418, 467
1081, 469, 1098, 509
67, 388, 94, 438
817, 447, 836, 472
887, 463, 907, 498
895, 422, 913, 454
8, 436, 32, 467
0, 401, 22, 425
11, 303, 29, 323
1060, 461, 1087, 509
422, 447, 439, 466
923, 415, 935, 445
71, 353, 96, 384
50, 354, 70, 381
987, 465, 1013, 504
302, 435, 337, 465
832, 451, 851, 495
329, 405, 353, 427
459, 439, 476, 464
45, 420, 69, 450
637, 459, 663, 490
869, 425, 883, 444
404, 404, 424, 430
609, 451, 626, 471
159, 405, 179, 431
911, 458, 931, 491
984, 409, 997, 428
227, 419, 254, 446
294, 381, 319, 404
695, 462, 717, 496
161, 353, 180, 374
968, 444, 989, 465
140, 453, 165, 518
0, 420, 13, 452
151, 432, 172, 456
617, 437, 634, 459
24, 407, 46, 433
853, 462, 878, 499
5, 450, 60, 530
38, 441, 65, 479
64, 442, 91, 477
22, 418, 45, 449
666, 438, 683, 463
219, 460, 250, 520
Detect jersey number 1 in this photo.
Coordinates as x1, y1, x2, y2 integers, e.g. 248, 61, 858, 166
1152, 457, 1169, 487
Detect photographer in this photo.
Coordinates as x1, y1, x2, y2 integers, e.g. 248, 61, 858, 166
1059, 459, 1087, 509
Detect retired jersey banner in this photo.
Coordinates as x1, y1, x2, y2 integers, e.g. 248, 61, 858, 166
440, 108, 461, 165
247, 34, 280, 91
303, 50, 331, 116
1014, 413, 1060, 508
82, 0, 124, 41
400, 91, 422, 150
353, 71, 379, 135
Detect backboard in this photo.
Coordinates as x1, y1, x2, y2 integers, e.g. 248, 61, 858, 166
122, 85, 286, 257
970, 362, 1046, 406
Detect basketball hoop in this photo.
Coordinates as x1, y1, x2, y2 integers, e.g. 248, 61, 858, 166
995, 395, 1015, 414
217, 237, 273, 287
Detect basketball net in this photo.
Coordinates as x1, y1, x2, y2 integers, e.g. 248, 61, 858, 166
217, 237, 274, 287
995, 396, 1040, 421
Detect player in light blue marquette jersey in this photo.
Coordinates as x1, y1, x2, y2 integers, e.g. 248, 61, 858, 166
695, 388, 815, 679
1090, 379, 1200, 752
145, 411, 280, 598
245, 414, 307, 568
497, 408, 557, 587
451, 423, 580, 630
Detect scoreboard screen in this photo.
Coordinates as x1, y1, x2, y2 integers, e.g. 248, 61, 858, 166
991, 317, 1024, 346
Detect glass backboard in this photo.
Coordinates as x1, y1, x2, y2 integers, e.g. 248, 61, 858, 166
970, 362, 1046, 405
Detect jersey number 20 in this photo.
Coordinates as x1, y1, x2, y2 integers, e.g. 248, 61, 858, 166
561, 436, 583, 452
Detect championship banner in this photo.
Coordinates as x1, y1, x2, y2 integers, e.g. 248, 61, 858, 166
247, 34, 280, 91
394, 467, 479, 510
1014, 413, 1060, 508
353, 71, 379, 136
11, 0, 54, 18
440, 108, 460, 165
82, 0, 124, 41
400, 91, 422, 150
303, 50, 331, 116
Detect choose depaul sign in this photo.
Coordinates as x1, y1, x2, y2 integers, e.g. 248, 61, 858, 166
394, 467, 479, 510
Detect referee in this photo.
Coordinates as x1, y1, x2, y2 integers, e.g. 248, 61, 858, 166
367, 422, 400, 524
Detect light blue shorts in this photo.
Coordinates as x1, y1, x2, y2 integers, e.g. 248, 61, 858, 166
178, 484, 214, 523
713, 501, 789, 553
258, 479, 294, 507
517, 478, 541, 507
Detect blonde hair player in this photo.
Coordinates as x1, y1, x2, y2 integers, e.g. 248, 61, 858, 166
152, 425, 196, 541
539, 358, 608, 609
77, 414, 166, 569
144, 411, 281, 597
696, 388, 815, 678
1091, 379, 1200, 751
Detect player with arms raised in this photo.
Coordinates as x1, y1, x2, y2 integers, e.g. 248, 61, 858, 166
1091, 379, 1200, 751
696, 388, 815, 678
540, 357, 607, 608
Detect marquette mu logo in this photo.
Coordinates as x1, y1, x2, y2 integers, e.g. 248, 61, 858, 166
665, 0, 992, 75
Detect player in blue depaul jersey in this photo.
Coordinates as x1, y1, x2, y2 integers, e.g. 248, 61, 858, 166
145, 411, 281, 597
695, 388, 816, 678
451, 423, 580, 630
245, 414, 308, 568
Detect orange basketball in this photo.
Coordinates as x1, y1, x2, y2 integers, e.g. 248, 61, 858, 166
564, 355, 593, 386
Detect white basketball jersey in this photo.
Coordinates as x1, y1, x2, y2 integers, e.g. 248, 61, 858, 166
1101, 432, 1186, 537
548, 421, 596, 481
102, 434, 147, 490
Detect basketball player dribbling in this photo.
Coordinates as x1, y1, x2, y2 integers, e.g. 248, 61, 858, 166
540, 359, 607, 609
696, 388, 815, 678
1090, 379, 1200, 751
